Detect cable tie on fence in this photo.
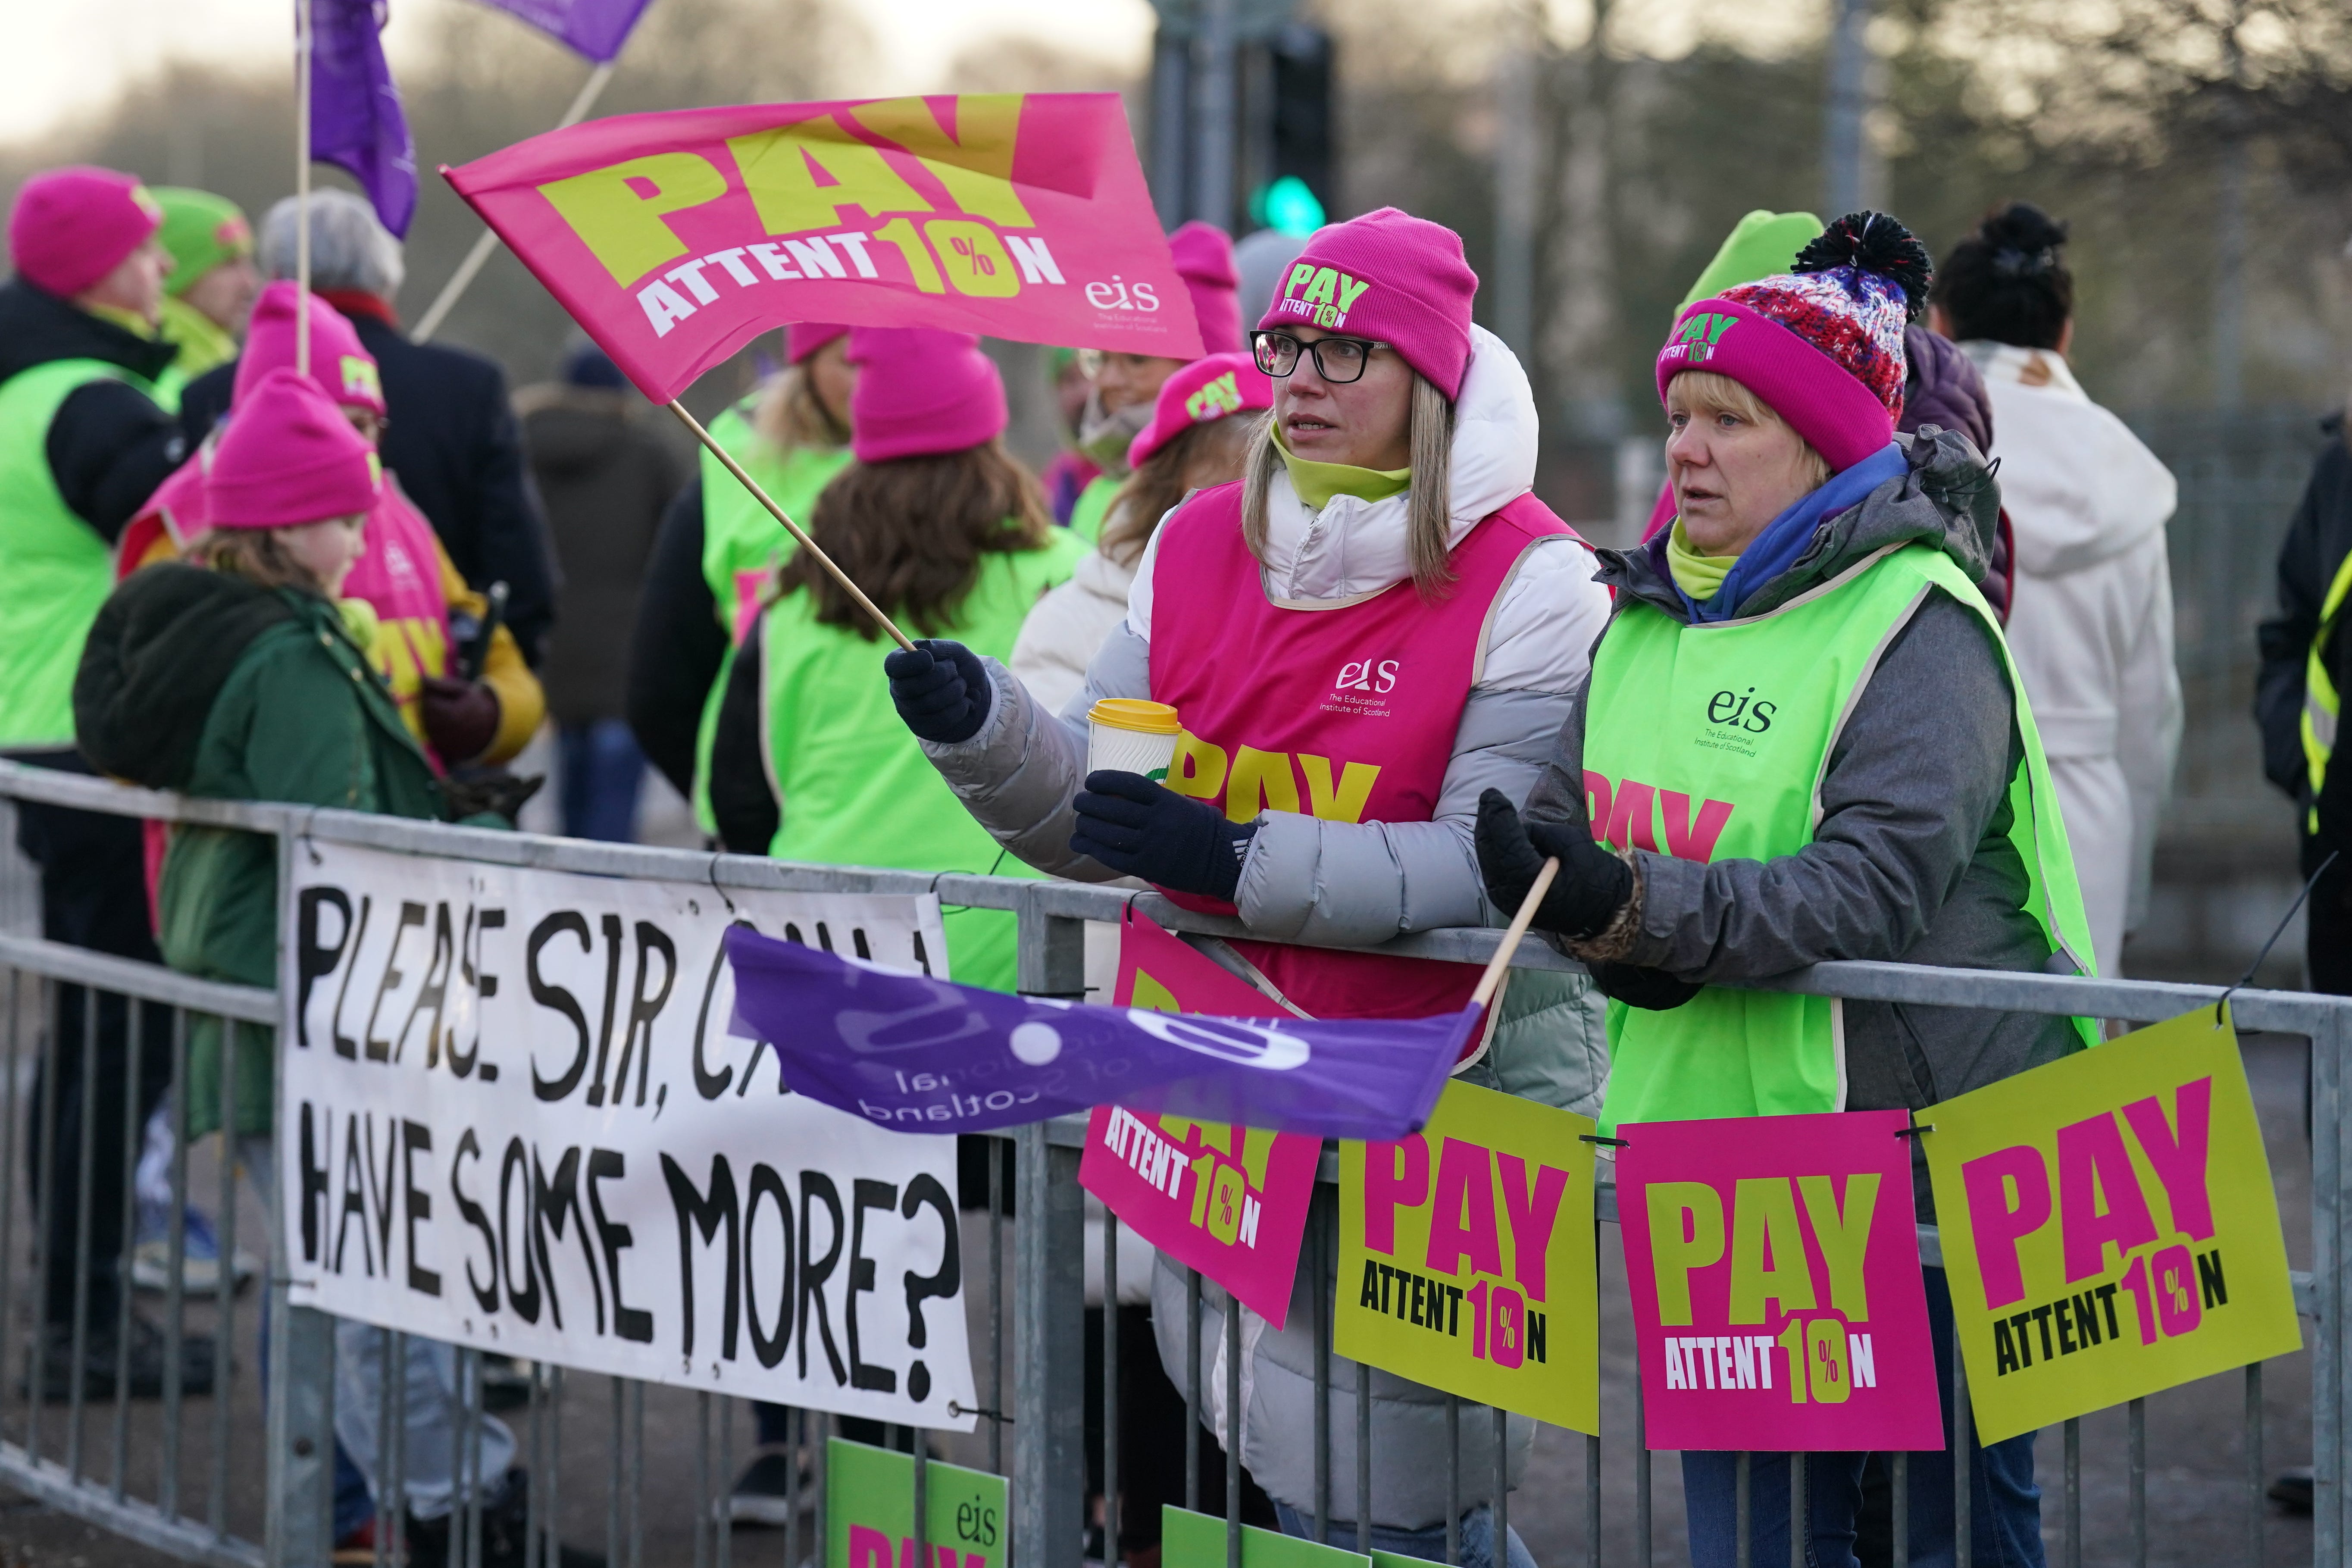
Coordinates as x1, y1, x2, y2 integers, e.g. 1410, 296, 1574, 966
1016, 989, 1087, 1001
946, 1401, 1013, 1425
704, 850, 739, 918
298, 804, 324, 865
1895, 1124, 1934, 1140
1579, 1133, 1629, 1148
2216, 848, 2336, 1027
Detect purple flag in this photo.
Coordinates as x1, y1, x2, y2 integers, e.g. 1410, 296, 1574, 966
310, 0, 416, 238
472, 0, 657, 63
724, 926, 1479, 1140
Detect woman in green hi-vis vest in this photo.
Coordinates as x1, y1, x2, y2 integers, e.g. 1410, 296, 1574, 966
1477, 214, 2098, 1568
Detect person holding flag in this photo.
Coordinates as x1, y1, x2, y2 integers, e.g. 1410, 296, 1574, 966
886, 206, 1610, 1566
150, 188, 260, 390
1065, 220, 1245, 543
1473, 212, 2096, 1566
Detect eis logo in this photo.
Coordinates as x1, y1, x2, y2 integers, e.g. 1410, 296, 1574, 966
1269, 264, 1373, 331
1707, 686, 1776, 734
1661, 312, 1739, 366
1336, 658, 1399, 695
1082, 275, 1163, 313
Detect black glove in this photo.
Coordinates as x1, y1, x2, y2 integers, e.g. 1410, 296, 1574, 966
1588, 961, 1702, 1011
420, 675, 502, 764
1473, 788, 1635, 940
1070, 770, 1257, 900
441, 771, 545, 827
885, 639, 992, 744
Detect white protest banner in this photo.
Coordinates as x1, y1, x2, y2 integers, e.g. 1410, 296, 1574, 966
280, 840, 976, 1430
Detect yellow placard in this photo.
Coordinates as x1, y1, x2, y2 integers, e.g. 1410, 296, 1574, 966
1335, 1080, 1598, 1432
1920, 1005, 2301, 1443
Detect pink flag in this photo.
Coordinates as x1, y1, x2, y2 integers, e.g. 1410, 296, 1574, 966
1615, 1111, 1943, 1452
1078, 910, 1321, 1327
441, 94, 1202, 403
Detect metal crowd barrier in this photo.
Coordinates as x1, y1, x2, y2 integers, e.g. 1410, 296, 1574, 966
0, 757, 2345, 1568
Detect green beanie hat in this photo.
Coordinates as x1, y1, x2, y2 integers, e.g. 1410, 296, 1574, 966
1678, 210, 1823, 313
153, 187, 253, 298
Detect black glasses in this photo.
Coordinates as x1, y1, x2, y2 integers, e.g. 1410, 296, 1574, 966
1252, 331, 1384, 384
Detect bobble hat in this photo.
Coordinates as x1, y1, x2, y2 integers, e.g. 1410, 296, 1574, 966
1167, 222, 1243, 356
1256, 207, 1477, 399
235, 282, 385, 415
1128, 352, 1273, 471
206, 368, 381, 530
788, 323, 848, 364
1656, 210, 1933, 474
9, 167, 163, 300
846, 328, 1007, 463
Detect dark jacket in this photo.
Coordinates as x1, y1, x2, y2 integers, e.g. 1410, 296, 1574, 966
2256, 416, 2352, 819
75, 563, 453, 1134
517, 384, 684, 726
1902, 324, 2011, 622
180, 300, 560, 664
1528, 428, 2080, 1209
0, 279, 184, 545
626, 477, 727, 799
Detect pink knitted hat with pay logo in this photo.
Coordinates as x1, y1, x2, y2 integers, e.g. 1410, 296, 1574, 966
1128, 353, 1273, 470
1256, 207, 1478, 398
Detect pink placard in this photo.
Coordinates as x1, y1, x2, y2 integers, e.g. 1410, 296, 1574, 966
443, 93, 1201, 404
1077, 911, 1319, 1326
1615, 1111, 1942, 1451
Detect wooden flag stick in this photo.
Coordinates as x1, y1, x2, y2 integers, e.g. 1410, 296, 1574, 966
665, 400, 915, 651
1470, 857, 1559, 1009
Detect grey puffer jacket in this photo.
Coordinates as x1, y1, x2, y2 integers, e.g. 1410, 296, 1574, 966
1530, 426, 2086, 1216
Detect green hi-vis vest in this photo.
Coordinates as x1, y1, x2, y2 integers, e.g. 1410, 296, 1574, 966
0, 358, 176, 749
690, 401, 852, 835
758, 530, 1086, 993
1068, 472, 1118, 545
2300, 549, 2352, 835
1584, 542, 2099, 1131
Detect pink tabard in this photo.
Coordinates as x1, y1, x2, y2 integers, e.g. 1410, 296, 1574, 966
1145, 481, 1570, 1020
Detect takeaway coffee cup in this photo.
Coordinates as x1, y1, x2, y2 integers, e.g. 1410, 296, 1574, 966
1086, 698, 1182, 782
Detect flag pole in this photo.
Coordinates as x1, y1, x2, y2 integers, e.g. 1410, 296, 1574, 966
1470, 857, 1560, 1009
294, 0, 314, 376
663, 400, 915, 651
412, 60, 617, 342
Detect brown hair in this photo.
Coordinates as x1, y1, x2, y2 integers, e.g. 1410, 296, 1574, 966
751, 363, 850, 454
779, 439, 1054, 640
1239, 372, 1457, 597
1098, 414, 1262, 570
190, 527, 334, 595
1667, 371, 1833, 493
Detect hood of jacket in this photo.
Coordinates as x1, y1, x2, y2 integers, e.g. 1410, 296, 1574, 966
1900, 325, 1993, 456
516, 384, 640, 478
74, 564, 305, 789
1600, 426, 1998, 625
0, 278, 179, 390
1960, 341, 2176, 576
1256, 323, 1536, 601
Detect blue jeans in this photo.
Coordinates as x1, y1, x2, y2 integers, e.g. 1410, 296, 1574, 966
1274, 1500, 1536, 1568
1682, 1268, 2043, 1568
558, 720, 645, 843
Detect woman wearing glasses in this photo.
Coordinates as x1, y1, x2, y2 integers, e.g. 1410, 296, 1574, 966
885, 208, 1608, 1568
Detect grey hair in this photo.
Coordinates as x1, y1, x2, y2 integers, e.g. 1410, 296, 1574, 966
260, 189, 405, 297
1242, 371, 1457, 596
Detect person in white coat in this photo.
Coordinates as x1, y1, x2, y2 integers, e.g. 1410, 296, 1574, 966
1933, 202, 2182, 979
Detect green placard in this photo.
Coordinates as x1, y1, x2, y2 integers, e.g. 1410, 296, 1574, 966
1161, 1506, 1370, 1568
826, 1438, 1007, 1568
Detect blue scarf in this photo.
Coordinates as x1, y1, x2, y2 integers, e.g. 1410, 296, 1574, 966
1658, 444, 1909, 623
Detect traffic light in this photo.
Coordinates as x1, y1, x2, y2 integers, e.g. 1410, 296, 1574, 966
1267, 23, 1332, 222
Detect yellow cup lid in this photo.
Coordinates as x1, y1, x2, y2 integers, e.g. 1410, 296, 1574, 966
1088, 698, 1181, 735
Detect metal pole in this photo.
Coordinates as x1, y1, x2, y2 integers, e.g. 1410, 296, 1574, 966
1103, 1210, 1119, 1566
1491, 13, 1541, 362
413, 61, 617, 342
1013, 900, 1086, 1568
1150, 26, 1192, 229
2213, 134, 2247, 411
1820, 0, 1880, 216
1191, 0, 1237, 229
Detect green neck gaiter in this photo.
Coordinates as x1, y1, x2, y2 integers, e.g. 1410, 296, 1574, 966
1274, 427, 1411, 510
1665, 520, 1741, 603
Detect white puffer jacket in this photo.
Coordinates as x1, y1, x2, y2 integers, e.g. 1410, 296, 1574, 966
1010, 546, 1136, 717
1964, 341, 2183, 978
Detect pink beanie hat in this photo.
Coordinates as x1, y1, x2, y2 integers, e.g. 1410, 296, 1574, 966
1167, 222, 1242, 357
846, 328, 1007, 463
206, 368, 381, 530
234, 281, 385, 415
1128, 352, 1273, 470
787, 322, 848, 364
9, 167, 163, 299
1257, 207, 1477, 399
1655, 211, 1932, 474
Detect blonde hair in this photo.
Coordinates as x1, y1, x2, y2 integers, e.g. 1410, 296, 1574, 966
750, 362, 849, 454
1241, 372, 1457, 597
1667, 370, 1833, 493
191, 527, 333, 595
